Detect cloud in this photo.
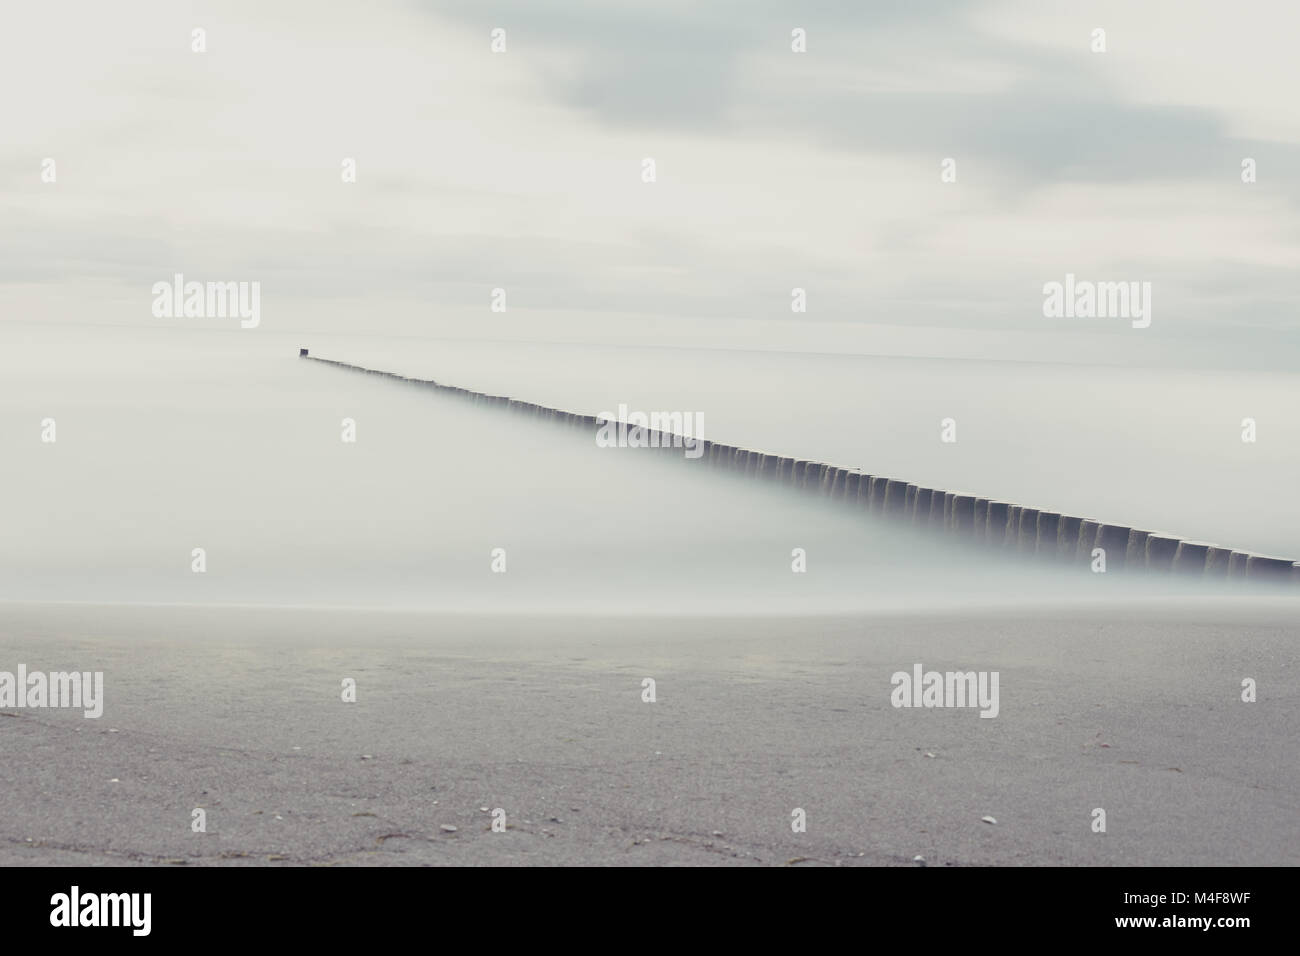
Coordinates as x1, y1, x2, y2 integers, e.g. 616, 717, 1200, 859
1, 0, 1298, 362
429, 0, 1300, 190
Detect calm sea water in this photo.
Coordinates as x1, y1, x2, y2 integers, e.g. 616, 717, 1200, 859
1, 324, 1294, 611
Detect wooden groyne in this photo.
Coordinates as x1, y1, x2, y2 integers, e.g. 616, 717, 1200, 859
300, 349, 1300, 587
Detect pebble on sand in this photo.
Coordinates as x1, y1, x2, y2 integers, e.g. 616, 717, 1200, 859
981, 816, 997, 825
440, 824, 457, 832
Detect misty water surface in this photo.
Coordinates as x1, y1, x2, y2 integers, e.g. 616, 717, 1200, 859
1, 325, 1292, 611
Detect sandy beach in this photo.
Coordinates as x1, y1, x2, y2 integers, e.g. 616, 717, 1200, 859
2, 600, 1294, 867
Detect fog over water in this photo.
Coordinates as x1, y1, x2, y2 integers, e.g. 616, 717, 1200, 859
316, 333, 1300, 558
3, 324, 1292, 612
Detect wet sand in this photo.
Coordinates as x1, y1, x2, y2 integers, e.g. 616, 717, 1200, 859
1, 601, 1296, 866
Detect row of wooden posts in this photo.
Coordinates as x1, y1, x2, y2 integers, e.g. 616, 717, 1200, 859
301, 349, 1300, 586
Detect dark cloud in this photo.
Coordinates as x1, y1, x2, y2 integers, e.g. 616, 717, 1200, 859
425, 0, 1300, 187
424, 0, 975, 130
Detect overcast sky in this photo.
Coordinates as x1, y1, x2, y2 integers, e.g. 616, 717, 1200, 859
2, 0, 1298, 366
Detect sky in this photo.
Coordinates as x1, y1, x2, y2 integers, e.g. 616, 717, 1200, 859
2, 0, 1299, 367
